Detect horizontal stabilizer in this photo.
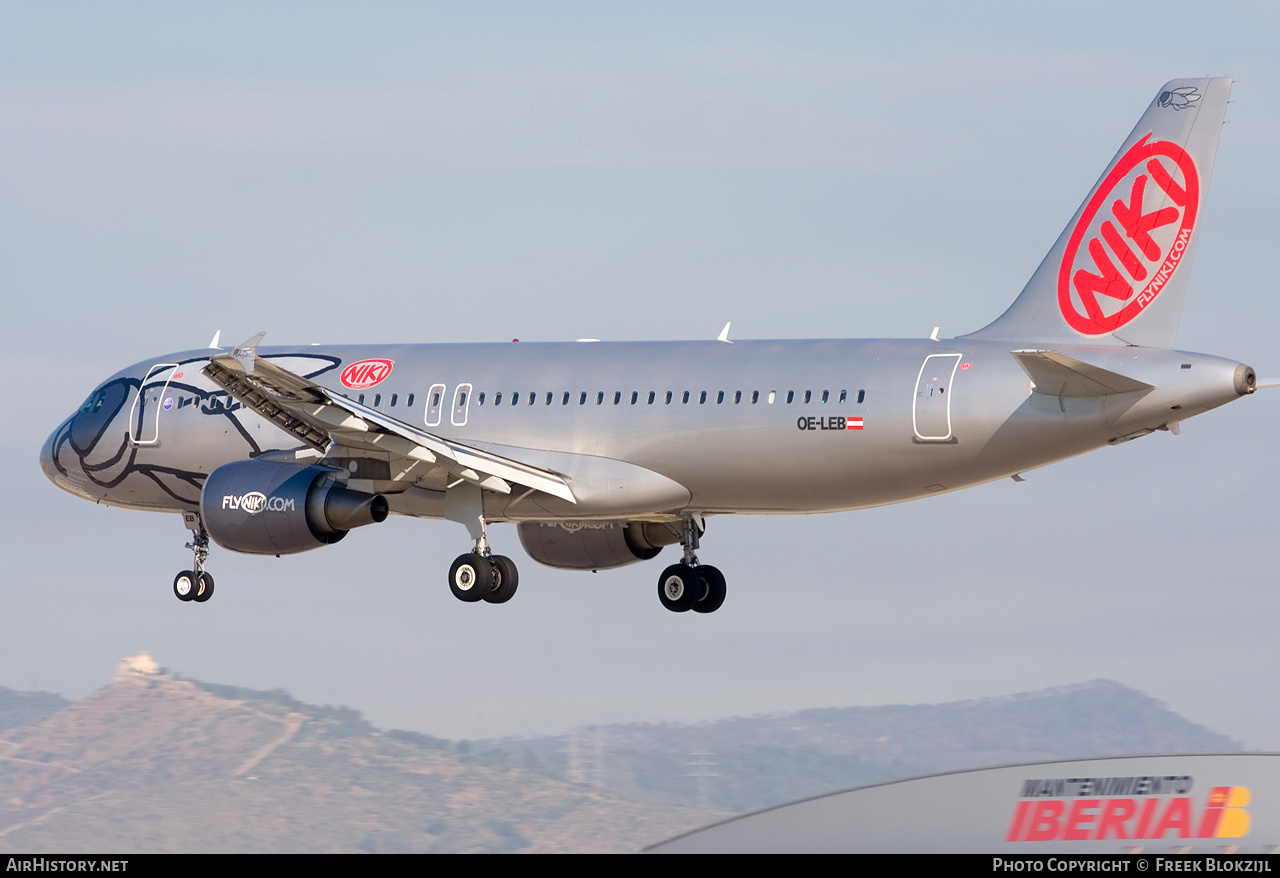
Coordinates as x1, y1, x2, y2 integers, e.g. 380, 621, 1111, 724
1012, 350, 1153, 398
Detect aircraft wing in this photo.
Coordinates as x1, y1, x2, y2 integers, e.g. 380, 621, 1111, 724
202, 335, 576, 504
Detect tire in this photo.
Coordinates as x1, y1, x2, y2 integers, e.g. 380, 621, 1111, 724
449, 553, 494, 602
657, 564, 702, 612
484, 555, 519, 604
173, 571, 197, 602
692, 565, 726, 614
193, 572, 215, 603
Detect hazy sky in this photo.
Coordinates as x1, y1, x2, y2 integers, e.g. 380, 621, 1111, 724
6, 2, 1280, 747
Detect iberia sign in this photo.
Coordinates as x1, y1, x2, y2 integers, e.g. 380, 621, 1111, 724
1006, 776, 1250, 842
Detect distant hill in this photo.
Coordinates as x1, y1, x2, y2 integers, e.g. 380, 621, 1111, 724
0, 688, 69, 733
0, 664, 1243, 852
0, 661, 716, 853
478, 680, 1243, 812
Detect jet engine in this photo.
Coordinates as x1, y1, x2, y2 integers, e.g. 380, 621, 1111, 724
200, 460, 388, 555
518, 521, 679, 571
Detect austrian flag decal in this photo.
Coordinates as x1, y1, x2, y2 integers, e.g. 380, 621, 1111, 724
846, 417, 864, 431
340, 359, 394, 390
1059, 134, 1199, 335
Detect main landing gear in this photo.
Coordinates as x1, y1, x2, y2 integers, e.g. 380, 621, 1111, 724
447, 516, 519, 605
656, 515, 726, 614
449, 550, 520, 604
174, 513, 215, 604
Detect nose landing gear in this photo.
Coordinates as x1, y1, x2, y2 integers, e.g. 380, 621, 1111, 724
174, 513, 215, 603
656, 515, 726, 614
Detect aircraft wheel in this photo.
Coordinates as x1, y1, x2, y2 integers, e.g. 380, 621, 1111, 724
692, 565, 726, 614
484, 555, 519, 604
449, 553, 493, 603
173, 571, 197, 602
657, 564, 702, 613
193, 572, 215, 603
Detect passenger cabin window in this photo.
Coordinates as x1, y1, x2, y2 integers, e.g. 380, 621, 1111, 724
716, 391, 724, 404
358, 394, 366, 404
545, 392, 553, 405
821, 390, 828, 404
752, 391, 759, 404
858, 389, 865, 404
495, 392, 503, 405
839, 390, 847, 403
786, 391, 794, 404
682, 391, 690, 404
699, 391, 707, 404
562, 392, 570, 405
390, 393, 398, 407
373, 394, 382, 407
407, 393, 415, 407
580, 392, 587, 405
768, 391, 776, 404
630, 391, 638, 405
597, 391, 604, 405
734, 391, 741, 404
477, 392, 485, 406
665, 391, 673, 404
648, 391, 655, 404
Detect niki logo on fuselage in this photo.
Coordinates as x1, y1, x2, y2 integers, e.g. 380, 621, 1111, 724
340, 359, 394, 390
1059, 134, 1199, 335
222, 492, 295, 514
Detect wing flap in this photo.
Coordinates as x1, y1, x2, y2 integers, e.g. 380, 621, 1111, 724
203, 338, 575, 503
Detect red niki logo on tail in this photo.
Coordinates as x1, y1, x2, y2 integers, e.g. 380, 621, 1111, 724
340, 359, 394, 390
1058, 134, 1200, 335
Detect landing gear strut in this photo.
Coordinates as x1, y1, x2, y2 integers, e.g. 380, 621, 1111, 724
174, 513, 215, 603
656, 515, 726, 614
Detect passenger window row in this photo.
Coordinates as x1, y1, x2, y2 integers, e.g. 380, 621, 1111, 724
475, 388, 865, 406
349, 387, 868, 414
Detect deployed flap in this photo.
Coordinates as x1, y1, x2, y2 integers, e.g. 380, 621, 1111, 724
203, 341, 576, 504
1012, 350, 1153, 398
965, 78, 1232, 348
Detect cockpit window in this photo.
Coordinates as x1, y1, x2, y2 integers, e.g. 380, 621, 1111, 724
80, 391, 107, 414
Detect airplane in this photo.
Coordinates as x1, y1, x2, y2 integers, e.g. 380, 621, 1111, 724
40, 77, 1258, 614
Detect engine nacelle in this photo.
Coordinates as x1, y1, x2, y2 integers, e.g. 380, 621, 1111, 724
518, 521, 679, 571
200, 460, 388, 555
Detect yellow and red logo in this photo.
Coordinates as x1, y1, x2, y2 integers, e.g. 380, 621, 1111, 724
1006, 785, 1251, 842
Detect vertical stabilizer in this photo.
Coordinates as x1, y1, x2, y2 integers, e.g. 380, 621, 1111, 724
964, 77, 1232, 348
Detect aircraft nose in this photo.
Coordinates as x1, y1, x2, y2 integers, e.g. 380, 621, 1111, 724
39, 421, 68, 487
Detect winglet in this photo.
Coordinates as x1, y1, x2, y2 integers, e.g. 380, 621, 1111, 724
717, 322, 733, 344
208, 330, 222, 350
232, 332, 266, 376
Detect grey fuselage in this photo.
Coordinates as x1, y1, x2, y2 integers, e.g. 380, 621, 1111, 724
40, 336, 1253, 526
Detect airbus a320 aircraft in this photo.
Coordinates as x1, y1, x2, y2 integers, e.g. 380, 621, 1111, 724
41, 78, 1257, 614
